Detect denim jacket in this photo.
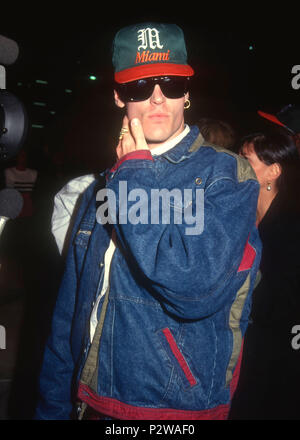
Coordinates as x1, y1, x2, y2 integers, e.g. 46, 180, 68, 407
35, 126, 262, 420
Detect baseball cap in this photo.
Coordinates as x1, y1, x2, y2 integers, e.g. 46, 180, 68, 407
258, 104, 300, 135
112, 23, 194, 84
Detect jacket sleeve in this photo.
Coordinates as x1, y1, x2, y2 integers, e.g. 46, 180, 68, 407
106, 151, 260, 320
35, 182, 96, 420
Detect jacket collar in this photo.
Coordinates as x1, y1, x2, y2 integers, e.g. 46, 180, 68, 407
159, 125, 203, 164
150, 124, 191, 156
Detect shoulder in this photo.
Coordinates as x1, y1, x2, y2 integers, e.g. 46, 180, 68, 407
56, 174, 96, 200
53, 174, 98, 220
191, 136, 257, 184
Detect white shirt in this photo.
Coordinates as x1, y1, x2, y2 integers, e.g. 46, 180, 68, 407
150, 124, 190, 156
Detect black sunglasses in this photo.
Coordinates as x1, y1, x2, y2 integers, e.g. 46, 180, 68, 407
115, 76, 191, 102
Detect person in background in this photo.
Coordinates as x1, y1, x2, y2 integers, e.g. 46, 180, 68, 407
4, 149, 37, 218
230, 129, 300, 420
197, 117, 236, 150
50, 174, 96, 256
1, 148, 37, 286
258, 104, 300, 154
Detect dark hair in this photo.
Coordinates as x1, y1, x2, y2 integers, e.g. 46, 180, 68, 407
197, 118, 236, 149
240, 130, 300, 204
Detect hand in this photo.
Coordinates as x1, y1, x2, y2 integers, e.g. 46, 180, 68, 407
116, 115, 149, 160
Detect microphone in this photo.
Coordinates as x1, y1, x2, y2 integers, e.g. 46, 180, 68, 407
0, 90, 28, 161
0, 35, 27, 162
0, 188, 23, 235
0, 35, 19, 66
0, 35, 27, 161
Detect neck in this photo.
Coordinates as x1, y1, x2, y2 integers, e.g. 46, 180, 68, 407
257, 187, 278, 223
149, 124, 190, 156
147, 120, 186, 150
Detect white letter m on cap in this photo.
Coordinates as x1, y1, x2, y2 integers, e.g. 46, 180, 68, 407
137, 28, 164, 50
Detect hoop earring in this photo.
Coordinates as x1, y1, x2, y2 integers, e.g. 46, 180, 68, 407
184, 99, 191, 110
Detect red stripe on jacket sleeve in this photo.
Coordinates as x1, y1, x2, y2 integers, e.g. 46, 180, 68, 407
110, 150, 153, 173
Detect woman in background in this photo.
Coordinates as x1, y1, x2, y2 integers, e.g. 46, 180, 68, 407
230, 130, 300, 420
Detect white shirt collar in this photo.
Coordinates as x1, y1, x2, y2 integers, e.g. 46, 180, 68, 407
150, 125, 190, 156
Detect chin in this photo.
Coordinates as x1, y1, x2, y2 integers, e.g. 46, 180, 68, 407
144, 129, 170, 145
146, 136, 168, 144
146, 138, 170, 148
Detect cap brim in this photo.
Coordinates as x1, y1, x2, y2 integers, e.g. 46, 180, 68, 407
257, 110, 286, 128
115, 63, 194, 83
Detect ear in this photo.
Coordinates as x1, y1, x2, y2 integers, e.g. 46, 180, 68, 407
268, 162, 282, 182
114, 90, 126, 108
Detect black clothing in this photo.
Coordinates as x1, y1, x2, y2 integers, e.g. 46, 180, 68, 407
229, 193, 300, 420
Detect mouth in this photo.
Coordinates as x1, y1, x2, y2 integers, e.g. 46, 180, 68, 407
148, 113, 169, 121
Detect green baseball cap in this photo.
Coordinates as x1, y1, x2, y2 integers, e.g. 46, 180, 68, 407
112, 23, 194, 83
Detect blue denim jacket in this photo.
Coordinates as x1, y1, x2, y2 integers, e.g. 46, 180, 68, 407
35, 126, 262, 420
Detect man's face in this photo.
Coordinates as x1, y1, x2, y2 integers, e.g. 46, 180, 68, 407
114, 84, 188, 149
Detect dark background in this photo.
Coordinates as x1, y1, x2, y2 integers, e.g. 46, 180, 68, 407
1, 5, 300, 175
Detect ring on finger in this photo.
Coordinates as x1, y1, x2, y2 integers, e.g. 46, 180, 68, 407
119, 127, 129, 140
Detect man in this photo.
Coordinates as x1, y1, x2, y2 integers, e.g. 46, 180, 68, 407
35, 23, 261, 420
258, 104, 300, 153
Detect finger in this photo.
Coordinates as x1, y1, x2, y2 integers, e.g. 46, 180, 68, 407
116, 116, 136, 158
122, 115, 129, 127
116, 116, 130, 159
118, 115, 129, 140
121, 115, 129, 135
116, 142, 122, 160
119, 128, 129, 140
130, 118, 148, 150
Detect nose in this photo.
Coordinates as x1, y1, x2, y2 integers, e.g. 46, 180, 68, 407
150, 84, 165, 104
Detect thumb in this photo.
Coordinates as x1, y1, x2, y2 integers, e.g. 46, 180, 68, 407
130, 118, 149, 150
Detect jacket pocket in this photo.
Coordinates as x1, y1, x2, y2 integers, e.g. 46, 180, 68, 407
161, 327, 197, 389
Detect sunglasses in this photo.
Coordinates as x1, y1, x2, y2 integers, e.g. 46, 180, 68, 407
115, 76, 191, 102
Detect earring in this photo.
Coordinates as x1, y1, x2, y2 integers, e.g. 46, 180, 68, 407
267, 183, 271, 191
184, 99, 191, 110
